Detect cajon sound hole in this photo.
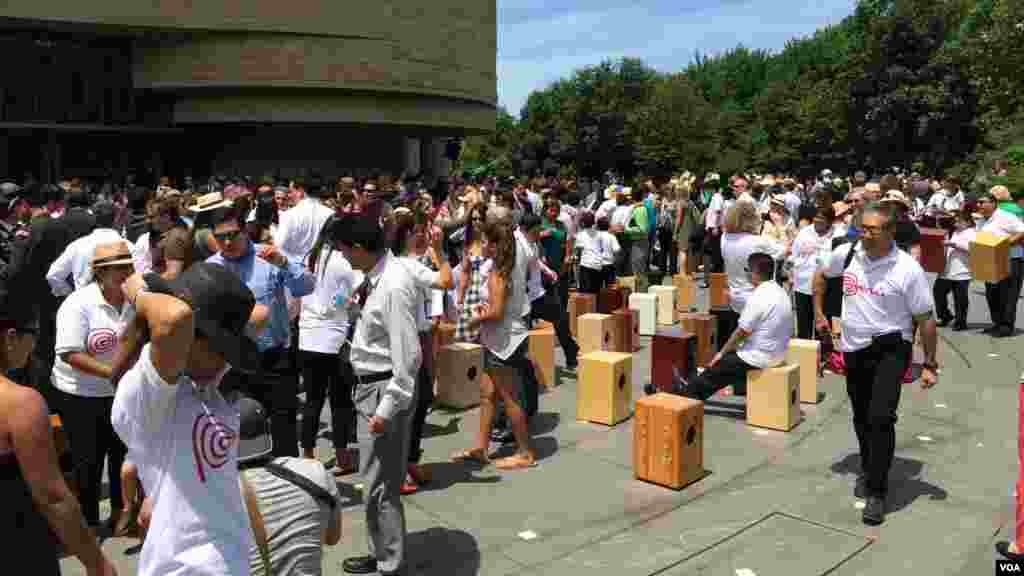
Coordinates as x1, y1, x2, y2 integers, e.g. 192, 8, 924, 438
467, 366, 477, 381
618, 374, 625, 390
686, 425, 696, 445
604, 332, 610, 344
791, 388, 797, 405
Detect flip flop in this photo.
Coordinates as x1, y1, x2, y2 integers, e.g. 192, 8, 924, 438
494, 453, 537, 470
451, 448, 489, 465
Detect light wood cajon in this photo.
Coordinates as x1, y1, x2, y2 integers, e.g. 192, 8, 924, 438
578, 313, 617, 354
629, 293, 658, 336
528, 327, 556, 388
634, 393, 704, 489
673, 274, 696, 312
649, 285, 678, 325
568, 292, 596, 339
577, 351, 632, 426
436, 343, 483, 409
708, 272, 729, 309
785, 339, 821, 404
746, 363, 801, 431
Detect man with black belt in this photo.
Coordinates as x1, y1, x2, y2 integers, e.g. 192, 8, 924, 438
337, 206, 421, 576
813, 202, 938, 526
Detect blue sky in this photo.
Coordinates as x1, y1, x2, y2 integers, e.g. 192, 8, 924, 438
497, 0, 858, 117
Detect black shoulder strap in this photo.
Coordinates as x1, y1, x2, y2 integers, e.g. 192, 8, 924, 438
263, 462, 337, 509
842, 239, 859, 271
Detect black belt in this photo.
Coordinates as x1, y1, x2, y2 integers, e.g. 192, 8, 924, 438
355, 370, 393, 383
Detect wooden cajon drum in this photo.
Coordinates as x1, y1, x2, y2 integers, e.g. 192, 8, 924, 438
634, 393, 704, 490
435, 321, 455, 364
918, 228, 947, 274
617, 276, 637, 293
673, 274, 696, 312
568, 292, 596, 339
577, 351, 632, 425
651, 327, 695, 394
969, 231, 1011, 283
785, 339, 821, 404
708, 272, 729, 309
613, 307, 639, 353
436, 343, 482, 409
649, 285, 678, 325
578, 313, 617, 354
598, 285, 625, 314
678, 313, 717, 367
746, 364, 801, 431
528, 327, 556, 389
629, 293, 658, 336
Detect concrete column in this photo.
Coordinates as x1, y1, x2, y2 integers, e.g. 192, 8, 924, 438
404, 137, 421, 177
432, 138, 450, 180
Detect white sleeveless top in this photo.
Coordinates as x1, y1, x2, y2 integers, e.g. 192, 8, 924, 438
480, 240, 529, 360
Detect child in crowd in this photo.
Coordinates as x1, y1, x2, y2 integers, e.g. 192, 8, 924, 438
933, 206, 976, 331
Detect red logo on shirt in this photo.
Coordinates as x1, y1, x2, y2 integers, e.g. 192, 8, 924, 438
86, 328, 118, 356
842, 272, 883, 297
192, 413, 237, 483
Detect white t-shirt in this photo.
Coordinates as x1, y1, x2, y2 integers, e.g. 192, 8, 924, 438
787, 225, 834, 295
823, 242, 934, 352
736, 281, 793, 368
600, 231, 621, 267
111, 344, 249, 576
52, 283, 135, 397
298, 248, 362, 354
980, 209, 1024, 259
515, 230, 545, 305
273, 198, 334, 261
595, 199, 617, 222
575, 229, 607, 270
397, 256, 440, 333
721, 232, 784, 313
611, 205, 633, 230
940, 227, 975, 281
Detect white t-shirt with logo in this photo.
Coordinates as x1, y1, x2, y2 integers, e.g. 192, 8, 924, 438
721, 232, 784, 313
52, 283, 135, 397
823, 242, 934, 352
111, 344, 249, 576
787, 225, 834, 295
736, 281, 793, 368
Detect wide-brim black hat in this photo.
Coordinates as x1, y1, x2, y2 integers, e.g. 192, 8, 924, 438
145, 263, 260, 373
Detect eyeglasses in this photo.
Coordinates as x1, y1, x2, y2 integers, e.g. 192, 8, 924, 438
214, 229, 242, 242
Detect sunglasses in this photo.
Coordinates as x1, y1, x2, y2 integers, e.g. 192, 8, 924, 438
214, 229, 243, 242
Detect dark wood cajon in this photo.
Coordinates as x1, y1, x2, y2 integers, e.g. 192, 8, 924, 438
650, 326, 696, 394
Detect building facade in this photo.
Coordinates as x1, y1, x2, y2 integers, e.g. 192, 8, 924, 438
0, 1, 497, 184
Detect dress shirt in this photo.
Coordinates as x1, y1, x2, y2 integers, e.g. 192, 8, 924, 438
273, 197, 334, 260
349, 253, 421, 421
46, 227, 123, 296
206, 241, 315, 351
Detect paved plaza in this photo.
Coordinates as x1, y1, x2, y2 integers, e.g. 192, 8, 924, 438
64, 278, 1019, 575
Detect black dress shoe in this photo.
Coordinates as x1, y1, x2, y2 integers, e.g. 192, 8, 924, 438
997, 541, 1024, 562
951, 322, 968, 332
343, 555, 378, 574
996, 326, 1016, 338
982, 325, 1000, 335
854, 475, 866, 500
862, 496, 885, 525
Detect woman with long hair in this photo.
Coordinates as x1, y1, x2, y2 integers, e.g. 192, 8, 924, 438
453, 202, 489, 344
0, 285, 117, 575
453, 219, 535, 469
298, 215, 362, 475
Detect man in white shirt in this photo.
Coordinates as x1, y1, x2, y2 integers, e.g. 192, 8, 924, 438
813, 202, 938, 526
976, 192, 1024, 337
335, 205, 421, 576
676, 252, 792, 400
925, 176, 964, 216
274, 176, 335, 262
46, 202, 121, 296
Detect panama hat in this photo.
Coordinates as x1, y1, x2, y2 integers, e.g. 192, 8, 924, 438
91, 241, 134, 269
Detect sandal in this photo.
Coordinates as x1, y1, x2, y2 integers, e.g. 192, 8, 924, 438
494, 452, 536, 470
451, 448, 489, 465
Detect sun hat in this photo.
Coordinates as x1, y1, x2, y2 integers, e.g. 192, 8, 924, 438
879, 190, 912, 209
91, 241, 134, 269
189, 192, 232, 214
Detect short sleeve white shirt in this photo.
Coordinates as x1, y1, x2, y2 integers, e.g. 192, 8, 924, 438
111, 345, 249, 576
273, 198, 335, 261
721, 232, 784, 313
736, 281, 793, 368
600, 231, 620, 266
823, 242, 934, 352
787, 225, 834, 295
298, 249, 362, 354
52, 283, 135, 397
575, 229, 605, 270
981, 209, 1024, 259
397, 256, 440, 333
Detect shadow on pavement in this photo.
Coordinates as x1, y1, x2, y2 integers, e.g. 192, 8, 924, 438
529, 411, 561, 436
830, 453, 947, 513
407, 527, 481, 575
424, 416, 461, 439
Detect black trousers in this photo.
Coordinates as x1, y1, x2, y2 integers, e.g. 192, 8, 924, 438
685, 351, 756, 400
986, 259, 1024, 330
532, 285, 580, 367
706, 231, 724, 273
655, 228, 677, 274
408, 333, 434, 464
224, 346, 299, 457
579, 266, 605, 294
299, 350, 355, 452
794, 292, 815, 340
712, 308, 740, 351
617, 236, 632, 276
844, 334, 911, 498
58, 390, 126, 525
932, 278, 968, 325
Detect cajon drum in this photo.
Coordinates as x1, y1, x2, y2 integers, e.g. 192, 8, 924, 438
613, 307, 639, 353
629, 293, 658, 336
785, 339, 821, 404
51, 414, 65, 456
649, 285, 678, 325
436, 343, 482, 409
598, 285, 625, 314
918, 228, 946, 274
568, 292, 596, 339
528, 327, 556, 389
969, 231, 1011, 283
673, 274, 696, 312
746, 364, 801, 431
708, 272, 729, 309
651, 327, 695, 394
617, 276, 637, 293
578, 313, 617, 354
678, 313, 717, 367
634, 393, 703, 490
435, 321, 456, 364
577, 351, 632, 426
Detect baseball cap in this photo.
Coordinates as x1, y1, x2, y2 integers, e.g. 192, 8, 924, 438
237, 396, 273, 465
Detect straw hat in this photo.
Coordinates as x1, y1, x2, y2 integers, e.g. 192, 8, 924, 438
91, 241, 134, 270
769, 194, 787, 211
879, 190, 911, 209
188, 192, 232, 213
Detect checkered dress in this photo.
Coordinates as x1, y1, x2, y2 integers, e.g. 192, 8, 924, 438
455, 255, 486, 343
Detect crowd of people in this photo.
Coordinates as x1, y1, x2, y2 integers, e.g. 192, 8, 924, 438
0, 162, 1021, 574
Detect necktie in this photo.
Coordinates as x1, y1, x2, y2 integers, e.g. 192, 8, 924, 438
341, 278, 373, 362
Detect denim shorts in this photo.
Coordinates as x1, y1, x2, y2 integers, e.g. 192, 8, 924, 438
483, 339, 528, 370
